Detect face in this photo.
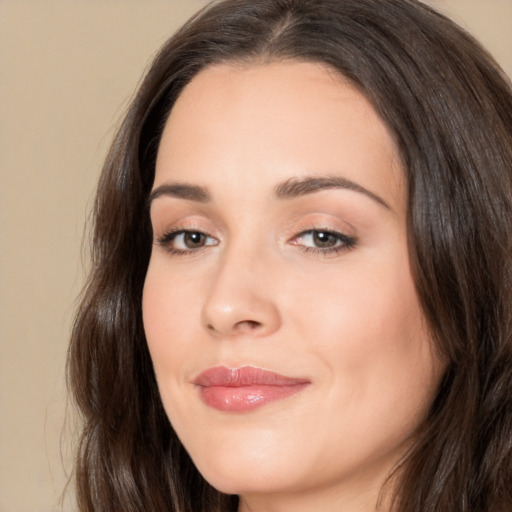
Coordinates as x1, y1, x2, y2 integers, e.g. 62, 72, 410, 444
143, 61, 443, 509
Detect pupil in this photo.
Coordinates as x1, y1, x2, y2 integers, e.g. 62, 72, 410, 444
313, 231, 335, 247
185, 232, 204, 248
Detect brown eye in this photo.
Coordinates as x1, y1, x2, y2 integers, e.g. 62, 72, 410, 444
157, 230, 219, 254
183, 231, 207, 248
312, 231, 339, 248
290, 229, 357, 254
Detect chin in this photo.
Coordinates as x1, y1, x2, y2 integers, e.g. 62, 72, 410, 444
187, 440, 305, 495
201, 467, 299, 497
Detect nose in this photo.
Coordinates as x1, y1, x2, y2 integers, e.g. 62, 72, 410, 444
201, 248, 281, 338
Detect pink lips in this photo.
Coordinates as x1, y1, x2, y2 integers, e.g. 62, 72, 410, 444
194, 366, 310, 412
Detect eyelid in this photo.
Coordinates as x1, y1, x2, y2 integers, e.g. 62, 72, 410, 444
150, 208, 220, 236
158, 229, 218, 245
292, 228, 355, 244
155, 225, 220, 256
286, 220, 357, 257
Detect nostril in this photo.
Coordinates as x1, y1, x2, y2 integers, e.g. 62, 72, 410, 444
206, 319, 263, 335
206, 319, 262, 334
235, 320, 262, 331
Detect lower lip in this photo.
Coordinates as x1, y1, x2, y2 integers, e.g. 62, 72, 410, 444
198, 383, 308, 412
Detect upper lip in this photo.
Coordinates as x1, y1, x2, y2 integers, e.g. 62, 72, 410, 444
194, 366, 310, 387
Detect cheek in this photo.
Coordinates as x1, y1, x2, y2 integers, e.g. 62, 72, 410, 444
285, 264, 439, 474
142, 264, 207, 441
291, 254, 424, 351
294, 250, 438, 415
142, 264, 199, 379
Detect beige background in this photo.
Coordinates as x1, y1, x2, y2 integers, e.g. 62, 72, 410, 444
0, 1, 510, 511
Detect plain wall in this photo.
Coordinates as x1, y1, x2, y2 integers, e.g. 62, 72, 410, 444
0, 1, 510, 511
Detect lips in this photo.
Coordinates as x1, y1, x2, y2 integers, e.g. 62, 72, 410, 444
194, 366, 310, 412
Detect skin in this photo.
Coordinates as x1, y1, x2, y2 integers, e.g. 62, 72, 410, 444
143, 61, 445, 512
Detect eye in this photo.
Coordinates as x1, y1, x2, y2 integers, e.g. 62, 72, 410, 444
303, 231, 340, 248
291, 229, 356, 254
157, 229, 218, 254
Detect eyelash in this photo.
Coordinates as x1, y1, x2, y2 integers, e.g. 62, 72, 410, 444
156, 227, 356, 257
156, 228, 218, 256
291, 229, 356, 256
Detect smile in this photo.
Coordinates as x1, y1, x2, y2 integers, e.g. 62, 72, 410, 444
193, 366, 310, 412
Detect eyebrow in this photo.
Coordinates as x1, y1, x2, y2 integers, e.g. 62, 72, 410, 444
149, 175, 391, 210
274, 176, 391, 210
148, 183, 211, 204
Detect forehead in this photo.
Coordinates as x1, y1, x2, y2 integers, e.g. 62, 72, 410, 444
155, 61, 404, 210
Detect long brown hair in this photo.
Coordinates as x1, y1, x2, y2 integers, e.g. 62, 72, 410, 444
68, 1, 512, 510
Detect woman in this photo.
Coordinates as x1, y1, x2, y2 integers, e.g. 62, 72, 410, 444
68, 0, 512, 511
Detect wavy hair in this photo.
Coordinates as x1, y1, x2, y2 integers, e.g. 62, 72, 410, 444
68, 0, 512, 510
